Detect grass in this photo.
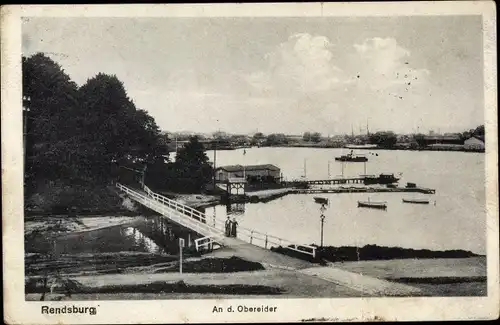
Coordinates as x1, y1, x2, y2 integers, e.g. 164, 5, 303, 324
26, 278, 284, 296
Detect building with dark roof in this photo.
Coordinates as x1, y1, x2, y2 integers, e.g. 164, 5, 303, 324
215, 164, 281, 182
422, 135, 463, 145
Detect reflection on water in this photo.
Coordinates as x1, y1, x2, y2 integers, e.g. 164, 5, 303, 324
25, 216, 201, 255
227, 202, 246, 215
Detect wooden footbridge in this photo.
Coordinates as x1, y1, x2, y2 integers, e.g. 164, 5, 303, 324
116, 183, 317, 258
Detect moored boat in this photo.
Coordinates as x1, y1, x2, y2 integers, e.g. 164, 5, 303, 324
335, 150, 368, 162
314, 197, 329, 205
357, 200, 387, 210
402, 198, 430, 204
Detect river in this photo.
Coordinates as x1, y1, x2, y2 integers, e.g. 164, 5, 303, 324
204, 147, 486, 255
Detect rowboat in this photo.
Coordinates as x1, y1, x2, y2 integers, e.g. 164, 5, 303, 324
402, 198, 430, 204
357, 200, 387, 210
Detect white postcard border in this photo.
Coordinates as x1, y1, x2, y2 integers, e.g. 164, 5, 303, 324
2, 2, 498, 324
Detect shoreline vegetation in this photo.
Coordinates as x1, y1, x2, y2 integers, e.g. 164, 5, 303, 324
271, 244, 483, 264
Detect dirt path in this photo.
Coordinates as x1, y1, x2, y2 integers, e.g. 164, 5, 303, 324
331, 257, 487, 280
209, 237, 316, 270
27, 269, 369, 300
298, 266, 422, 296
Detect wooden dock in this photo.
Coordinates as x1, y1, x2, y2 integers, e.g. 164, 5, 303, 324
282, 177, 366, 187
293, 187, 436, 194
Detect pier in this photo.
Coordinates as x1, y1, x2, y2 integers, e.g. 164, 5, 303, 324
116, 183, 318, 263
283, 176, 366, 186
293, 186, 436, 195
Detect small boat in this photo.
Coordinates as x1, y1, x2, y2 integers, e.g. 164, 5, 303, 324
314, 197, 329, 205
402, 198, 430, 204
335, 150, 368, 162
357, 200, 387, 210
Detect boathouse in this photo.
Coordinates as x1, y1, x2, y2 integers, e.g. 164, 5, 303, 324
216, 164, 281, 182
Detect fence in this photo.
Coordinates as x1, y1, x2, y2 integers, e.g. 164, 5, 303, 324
116, 183, 222, 241
210, 217, 316, 258
117, 183, 316, 258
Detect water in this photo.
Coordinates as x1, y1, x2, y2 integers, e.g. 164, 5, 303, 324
26, 216, 200, 255
205, 147, 486, 255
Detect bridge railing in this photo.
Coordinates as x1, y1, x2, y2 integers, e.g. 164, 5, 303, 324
119, 183, 316, 258
143, 185, 210, 223
210, 217, 316, 258
117, 183, 221, 239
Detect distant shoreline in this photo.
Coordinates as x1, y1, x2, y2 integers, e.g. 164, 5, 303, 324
248, 144, 485, 153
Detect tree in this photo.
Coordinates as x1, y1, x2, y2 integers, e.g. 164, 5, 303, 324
23, 53, 165, 191
78, 73, 164, 180
368, 131, 398, 148
22, 53, 81, 185
311, 132, 322, 143
253, 132, 264, 140
303, 132, 312, 142
169, 136, 213, 193
473, 125, 485, 140
265, 133, 288, 146
413, 134, 426, 148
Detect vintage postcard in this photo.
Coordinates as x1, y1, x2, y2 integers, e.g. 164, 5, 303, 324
2, 2, 498, 324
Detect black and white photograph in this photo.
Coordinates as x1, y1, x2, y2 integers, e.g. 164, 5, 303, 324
2, 2, 498, 324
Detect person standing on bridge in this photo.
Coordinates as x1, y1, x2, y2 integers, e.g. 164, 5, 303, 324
225, 216, 232, 237
231, 217, 238, 238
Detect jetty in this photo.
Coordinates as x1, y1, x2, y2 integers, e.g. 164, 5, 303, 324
293, 186, 436, 194
116, 183, 318, 263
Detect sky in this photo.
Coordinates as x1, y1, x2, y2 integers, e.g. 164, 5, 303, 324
22, 16, 484, 135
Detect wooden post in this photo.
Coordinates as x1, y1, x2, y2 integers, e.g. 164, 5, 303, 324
250, 231, 254, 244
213, 140, 217, 189
179, 238, 185, 274
264, 235, 268, 249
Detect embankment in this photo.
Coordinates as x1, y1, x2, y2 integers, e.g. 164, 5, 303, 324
25, 182, 140, 216
271, 244, 482, 263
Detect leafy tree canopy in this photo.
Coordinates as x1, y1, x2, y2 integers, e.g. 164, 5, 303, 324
23, 53, 166, 187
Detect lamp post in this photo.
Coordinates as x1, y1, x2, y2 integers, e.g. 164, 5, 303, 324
314, 197, 329, 248
320, 204, 327, 247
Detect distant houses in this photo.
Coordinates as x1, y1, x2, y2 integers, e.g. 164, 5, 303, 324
420, 135, 485, 152
422, 134, 463, 146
